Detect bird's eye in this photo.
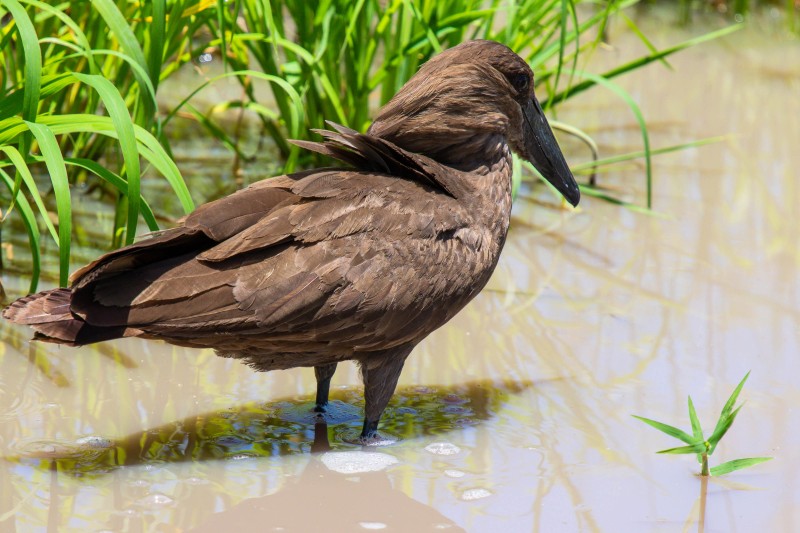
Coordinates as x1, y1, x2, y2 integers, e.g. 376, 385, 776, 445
509, 73, 530, 94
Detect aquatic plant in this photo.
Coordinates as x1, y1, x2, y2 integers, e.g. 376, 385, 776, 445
0, 0, 204, 290
0, 0, 739, 292
634, 372, 772, 476
200, 0, 739, 208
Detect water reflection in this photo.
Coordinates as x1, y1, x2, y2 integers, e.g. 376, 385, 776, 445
6, 381, 529, 475
188, 422, 465, 532
1, 382, 521, 531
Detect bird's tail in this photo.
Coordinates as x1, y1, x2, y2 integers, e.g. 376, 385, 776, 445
2, 288, 125, 346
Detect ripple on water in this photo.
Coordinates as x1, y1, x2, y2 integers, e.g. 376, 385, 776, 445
461, 488, 492, 501
75, 435, 113, 449
425, 442, 461, 456
358, 522, 387, 530
320, 451, 399, 473
135, 493, 174, 507
277, 399, 362, 425
13, 439, 89, 460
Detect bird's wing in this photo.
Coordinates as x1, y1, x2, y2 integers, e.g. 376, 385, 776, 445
69, 169, 477, 352
69, 175, 301, 289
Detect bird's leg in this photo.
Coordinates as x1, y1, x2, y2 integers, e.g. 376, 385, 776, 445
311, 421, 331, 453
313, 363, 338, 413
357, 345, 414, 445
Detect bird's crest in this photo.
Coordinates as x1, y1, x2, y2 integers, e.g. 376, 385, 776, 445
290, 122, 465, 199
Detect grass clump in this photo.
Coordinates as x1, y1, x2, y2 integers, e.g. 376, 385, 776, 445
0, 0, 741, 291
634, 372, 772, 476
0, 0, 206, 291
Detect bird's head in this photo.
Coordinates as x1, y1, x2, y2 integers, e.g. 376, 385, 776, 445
368, 40, 579, 207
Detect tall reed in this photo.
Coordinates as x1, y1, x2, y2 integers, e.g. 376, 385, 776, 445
0, 0, 739, 292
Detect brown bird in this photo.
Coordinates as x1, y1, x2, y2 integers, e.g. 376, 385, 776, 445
3, 40, 579, 444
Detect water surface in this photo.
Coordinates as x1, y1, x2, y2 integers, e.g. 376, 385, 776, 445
1, 12, 798, 532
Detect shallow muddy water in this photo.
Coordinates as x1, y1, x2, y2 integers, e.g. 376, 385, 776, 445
1, 11, 799, 533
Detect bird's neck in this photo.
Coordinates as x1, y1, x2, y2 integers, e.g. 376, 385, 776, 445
455, 134, 514, 208
476, 139, 513, 239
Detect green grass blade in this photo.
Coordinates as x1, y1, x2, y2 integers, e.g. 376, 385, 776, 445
88, 50, 159, 112
565, 69, 652, 208
720, 372, 750, 422
0, 167, 41, 292
26, 113, 192, 215
24, 121, 71, 287
148, 0, 166, 92
0, 73, 75, 121
569, 137, 725, 173
549, 0, 569, 105
91, 0, 149, 76
72, 73, 141, 245
401, 0, 442, 53
688, 395, 704, 463
575, 186, 666, 217
64, 158, 159, 232
0, 145, 58, 242
2, 0, 41, 123
621, 12, 673, 70
709, 372, 750, 451
544, 24, 743, 105
708, 404, 743, 453
131, 128, 193, 215
259, 0, 280, 58
688, 396, 704, 440
214, 0, 227, 70
632, 415, 697, 445
657, 442, 707, 455
710, 457, 772, 476
91, 0, 153, 117
184, 104, 248, 160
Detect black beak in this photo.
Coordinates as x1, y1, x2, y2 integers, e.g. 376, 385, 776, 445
523, 97, 580, 207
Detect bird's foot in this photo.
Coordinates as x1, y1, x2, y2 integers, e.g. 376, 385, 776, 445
341, 419, 396, 446
277, 400, 360, 425
342, 430, 396, 447
312, 402, 328, 416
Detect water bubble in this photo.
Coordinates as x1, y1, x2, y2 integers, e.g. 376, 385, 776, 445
76, 436, 113, 449
198, 53, 213, 64
320, 451, 399, 473
359, 522, 387, 530
442, 394, 467, 404
444, 469, 465, 478
136, 493, 174, 507
461, 488, 492, 501
425, 442, 461, 455
227, 453, 257, 461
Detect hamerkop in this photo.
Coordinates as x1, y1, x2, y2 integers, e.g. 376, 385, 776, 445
3, 40, 579, 444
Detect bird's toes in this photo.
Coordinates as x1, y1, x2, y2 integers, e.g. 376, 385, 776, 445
342, 430, 397, 447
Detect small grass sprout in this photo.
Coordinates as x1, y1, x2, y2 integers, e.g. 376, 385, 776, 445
633, 372, 772, 476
